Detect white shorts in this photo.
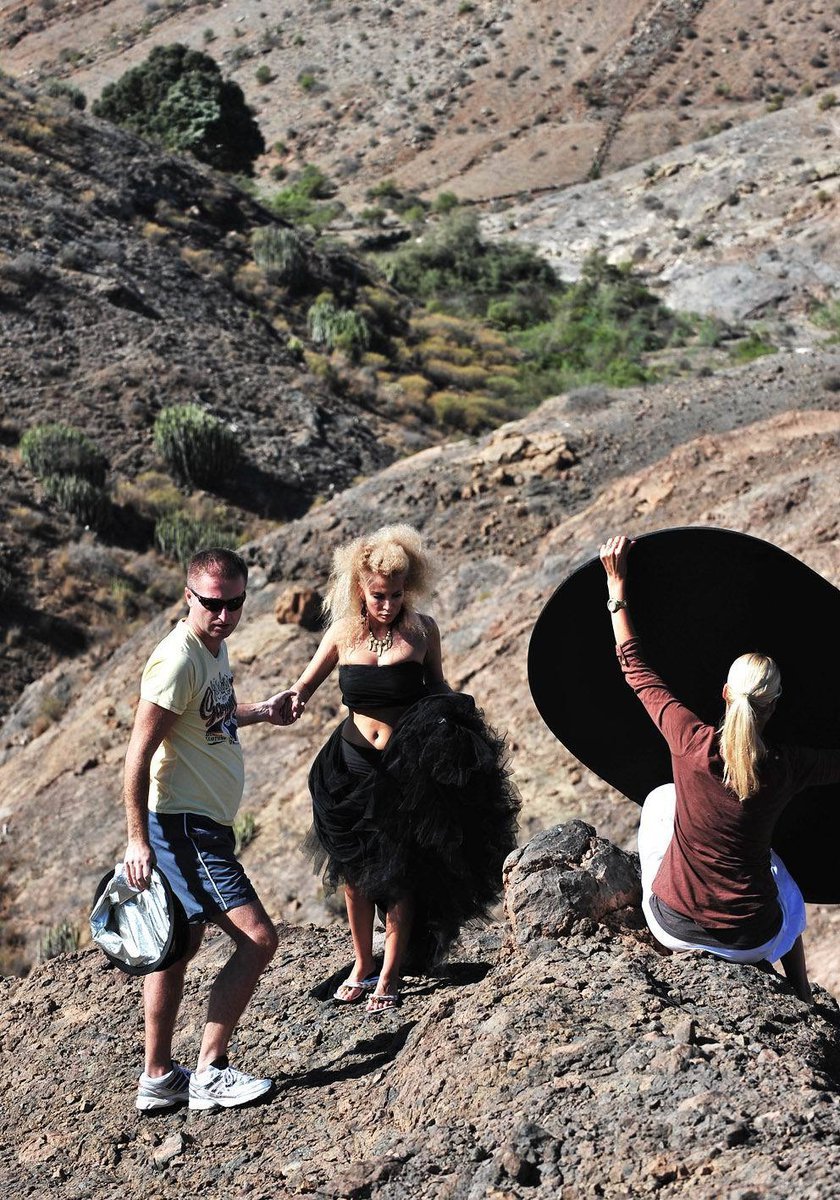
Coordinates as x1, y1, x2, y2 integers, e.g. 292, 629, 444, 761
637, 783, 806, 963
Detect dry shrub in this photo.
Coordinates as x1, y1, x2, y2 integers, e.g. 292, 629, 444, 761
417, 337, 477, 366
429, 391, 508, 432
412, 312, 476, 344
424, 359, 489, 390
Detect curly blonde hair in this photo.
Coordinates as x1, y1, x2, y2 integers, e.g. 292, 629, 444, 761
323, 523, 433, 646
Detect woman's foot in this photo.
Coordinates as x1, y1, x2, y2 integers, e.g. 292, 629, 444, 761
366, 980, 401, 1015
333, 974, 379, 1005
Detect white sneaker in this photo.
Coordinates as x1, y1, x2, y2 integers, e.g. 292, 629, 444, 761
136, 1063, 191, 1111
188, 1062, 273, 1111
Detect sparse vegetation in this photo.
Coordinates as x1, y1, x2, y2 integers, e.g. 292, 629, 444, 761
382, 210, 560, 327
307, 297, 371, 359
39, 921, 80, 961
42, 79, 87, 109
20, 424, 108, 487
233, 811, 257, 854
154, 512, 234, 564
41, 474, 110, 530
728, 331, 776, 363
268, 165, 343, 229
513, 254, 687, 395
153, 404, 241, 489
93, 43, 265, 174
812, 299, 840, 341
252, 225, 311, 291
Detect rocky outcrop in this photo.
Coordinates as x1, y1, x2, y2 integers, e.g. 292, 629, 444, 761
274, 587, 323, 631
504, 820, 642, 945
485, 95, 840, 322
3, 822, 840, 1198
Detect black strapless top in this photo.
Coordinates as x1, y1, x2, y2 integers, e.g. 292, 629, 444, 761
339, 661, 427, 710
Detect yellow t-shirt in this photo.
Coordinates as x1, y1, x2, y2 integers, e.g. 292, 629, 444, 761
141, 620, 245, 826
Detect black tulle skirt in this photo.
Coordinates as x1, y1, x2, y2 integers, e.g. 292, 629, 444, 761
305, 693, 520, 969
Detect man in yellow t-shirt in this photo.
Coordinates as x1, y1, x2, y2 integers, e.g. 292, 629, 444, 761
122, 548, 297, 1113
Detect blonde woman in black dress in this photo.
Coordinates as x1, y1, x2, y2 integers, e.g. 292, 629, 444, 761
283, 524, 519, 1014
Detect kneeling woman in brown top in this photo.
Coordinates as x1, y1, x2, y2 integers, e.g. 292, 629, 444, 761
281, 523, 519, 1014
600, 534, 840, 1001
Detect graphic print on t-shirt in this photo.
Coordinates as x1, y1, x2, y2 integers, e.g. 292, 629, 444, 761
199, 672, 239, 745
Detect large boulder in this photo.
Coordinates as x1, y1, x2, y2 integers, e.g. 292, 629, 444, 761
503, 820, 642, 947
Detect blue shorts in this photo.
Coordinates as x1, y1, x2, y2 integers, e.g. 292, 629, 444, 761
148, 812, 258, 924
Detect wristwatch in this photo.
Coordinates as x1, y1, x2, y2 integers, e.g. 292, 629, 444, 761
607, 597, 628, 613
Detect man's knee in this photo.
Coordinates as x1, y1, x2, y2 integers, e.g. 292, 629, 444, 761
221, 905, 278, 965
255, 920, 279, 964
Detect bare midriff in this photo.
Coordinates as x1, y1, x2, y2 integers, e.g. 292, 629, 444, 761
343, 705, 408, 751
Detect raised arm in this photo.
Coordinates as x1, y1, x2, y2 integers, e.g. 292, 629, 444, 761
123, 699, 179, 890
599, 534, 637, 645
599, 532, 706, 757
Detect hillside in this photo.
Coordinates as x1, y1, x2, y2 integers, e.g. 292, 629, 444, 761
2, 341, 839, 985
483, 94, 840, 322
1, 0, 840, 992
0, 74, 441, 715
3, 823, 840, 1198
3, 0, 839, 205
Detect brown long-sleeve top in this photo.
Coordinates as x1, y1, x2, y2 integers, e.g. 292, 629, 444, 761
617, 637, 840, 929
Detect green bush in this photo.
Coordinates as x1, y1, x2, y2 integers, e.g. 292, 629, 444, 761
431, 191, 459, 214
154, 512, 233, 564
251, 225, 310, 290
233, 811, 257, 854
268, 164, 342, 229
153, 404, 241, 488
382, 210, 560, 325
728, 332, 776, 363
92, 43, 265, 174
514, 254, 677, 388
813, 299, 840, 339
41, 474, 109, 529
20, 423, 108, 486
307, 298, 370, 359
43, 79, 87, 109
40, 921, 80, 961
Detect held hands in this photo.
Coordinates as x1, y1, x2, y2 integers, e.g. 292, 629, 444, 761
264, 689, 306, 726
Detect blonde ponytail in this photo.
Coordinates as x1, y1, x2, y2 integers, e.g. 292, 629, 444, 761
719, 653, 781, 800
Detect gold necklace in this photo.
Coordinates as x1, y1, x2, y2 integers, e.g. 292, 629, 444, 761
367, 624, 393, 657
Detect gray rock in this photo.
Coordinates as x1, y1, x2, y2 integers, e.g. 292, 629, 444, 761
503, 820, 642, 946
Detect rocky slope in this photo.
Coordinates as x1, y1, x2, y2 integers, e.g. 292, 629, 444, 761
3, 0, 838, 204
483, 94, 840, 322
2, 340, 839, 986
2, 822, 840, 1198
0, 74, 435, 715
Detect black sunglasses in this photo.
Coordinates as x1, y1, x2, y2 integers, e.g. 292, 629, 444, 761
189, 590, 247, 613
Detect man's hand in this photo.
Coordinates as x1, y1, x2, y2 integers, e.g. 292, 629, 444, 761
124, 838, 154, 891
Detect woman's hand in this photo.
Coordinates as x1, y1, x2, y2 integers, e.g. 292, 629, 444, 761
599, 534, 636, 645
599, 534, 633, 589
265, 689, 306, 725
